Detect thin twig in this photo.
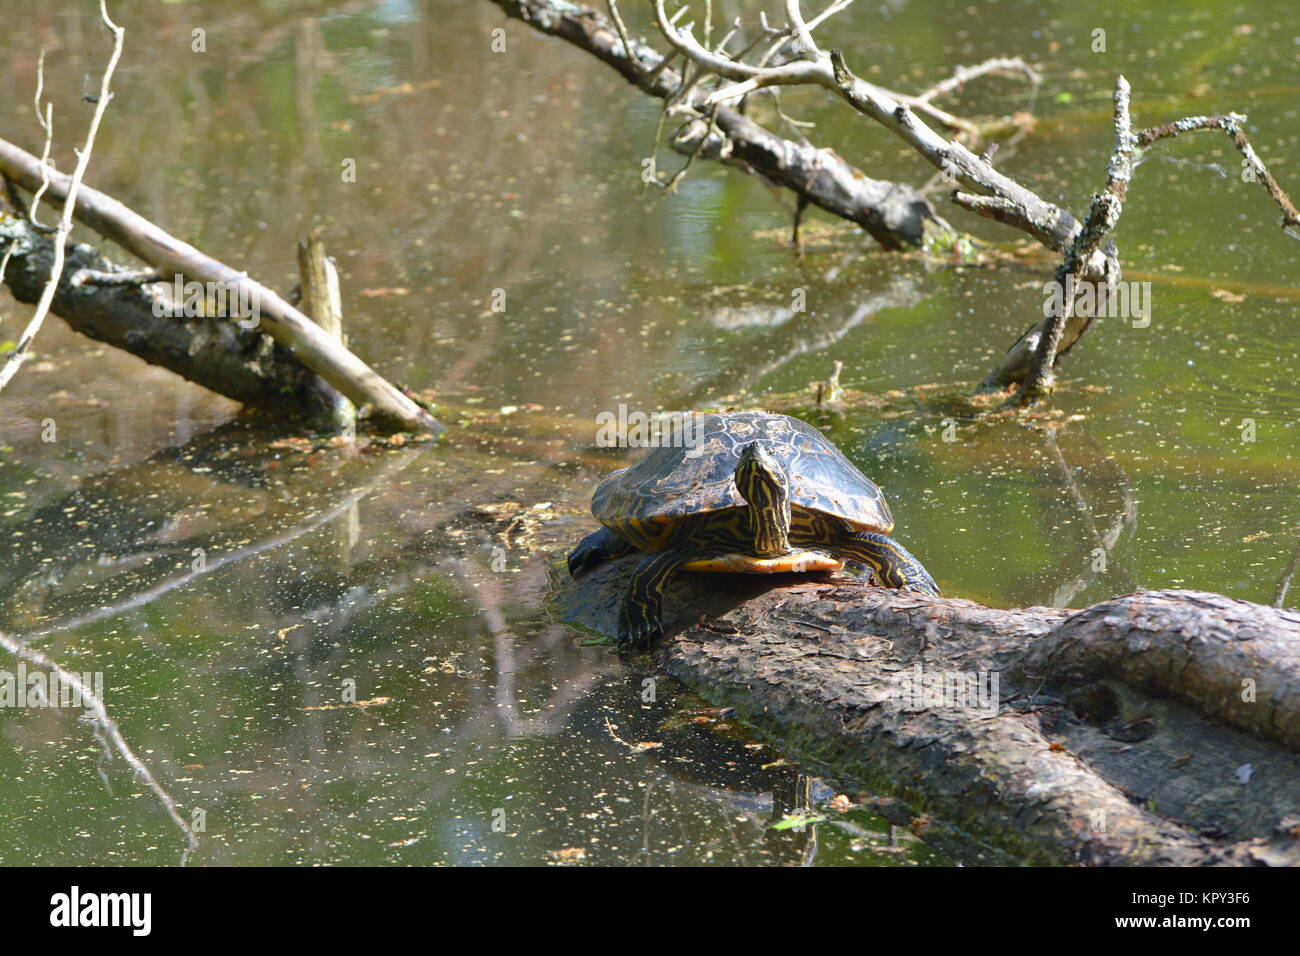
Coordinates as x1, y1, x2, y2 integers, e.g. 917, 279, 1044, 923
606, 0, 642, 71
28, 51, 55, 232
660, 103, 720, 192
0, 239, 18, 287
915, 57, 1040, 104
1136, 113, 1300, 230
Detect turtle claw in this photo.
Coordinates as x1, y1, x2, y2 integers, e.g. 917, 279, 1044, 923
568, 528, 635, 578
616, 603, 663, 649
567, 544, 600, 578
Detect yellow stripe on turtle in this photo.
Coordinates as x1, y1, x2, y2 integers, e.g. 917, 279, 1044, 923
681, 551, 843, 574
623, 515, 675, 551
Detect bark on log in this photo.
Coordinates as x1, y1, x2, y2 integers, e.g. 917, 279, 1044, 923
553, 560, 1300, 866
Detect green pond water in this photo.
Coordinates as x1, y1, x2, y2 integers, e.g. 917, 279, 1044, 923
0, 0, 1296, 865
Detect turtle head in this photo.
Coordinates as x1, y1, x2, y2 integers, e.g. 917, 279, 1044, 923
736, 442, 791, 556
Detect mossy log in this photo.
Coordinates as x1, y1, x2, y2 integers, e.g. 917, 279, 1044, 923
553, 561, 1300, 866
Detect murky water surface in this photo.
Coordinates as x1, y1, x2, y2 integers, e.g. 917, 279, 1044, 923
0, 0, 1295, 864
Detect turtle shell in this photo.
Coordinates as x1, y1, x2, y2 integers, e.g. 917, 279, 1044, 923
592, 411, 893, 545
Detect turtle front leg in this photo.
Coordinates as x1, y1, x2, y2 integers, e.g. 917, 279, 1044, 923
835, 531, 941, 596
568, 527, 637, 578
617, 548, 690, 648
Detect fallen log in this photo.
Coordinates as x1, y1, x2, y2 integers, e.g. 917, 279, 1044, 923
0, 209, 338, 422
553, 560, 1300, 866
0, 137, 441, 434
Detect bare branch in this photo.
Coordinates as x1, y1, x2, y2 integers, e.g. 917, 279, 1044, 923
654, 0, 820, 88
493, 0, 943, 248
982, 92, 1298, 392
785, 0, 824, 59
1136, 112, 1300, 230
0, 138, 442, 431
804, 0, 856, 35
28, 51, 55, 232
915, 56, 1040, 104
653, 3, 1089, 259
606, 0, 641, 71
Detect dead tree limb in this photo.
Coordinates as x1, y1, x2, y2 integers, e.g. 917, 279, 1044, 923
994, 89, 1299, 396
649, 1, 1120, 373
488, 0, 948, 250
649, 2, 1297, 396
651, 1, 1077, 253
914, 57, 1040, 107
0, 7, 387, 427
0, 208, 342, 422
554, 563, 1300, 866
1021, 77, 1133, 398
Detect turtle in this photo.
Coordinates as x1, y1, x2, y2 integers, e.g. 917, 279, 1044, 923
568, 411, 940, 647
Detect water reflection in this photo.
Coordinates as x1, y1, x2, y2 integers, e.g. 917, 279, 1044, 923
0, 414, 943, 865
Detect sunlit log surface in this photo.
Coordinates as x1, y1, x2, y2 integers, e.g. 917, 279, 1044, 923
555, 563, 1300, 866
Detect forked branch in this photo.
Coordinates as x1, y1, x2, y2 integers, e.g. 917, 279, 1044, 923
1021, 77, 1134, 398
